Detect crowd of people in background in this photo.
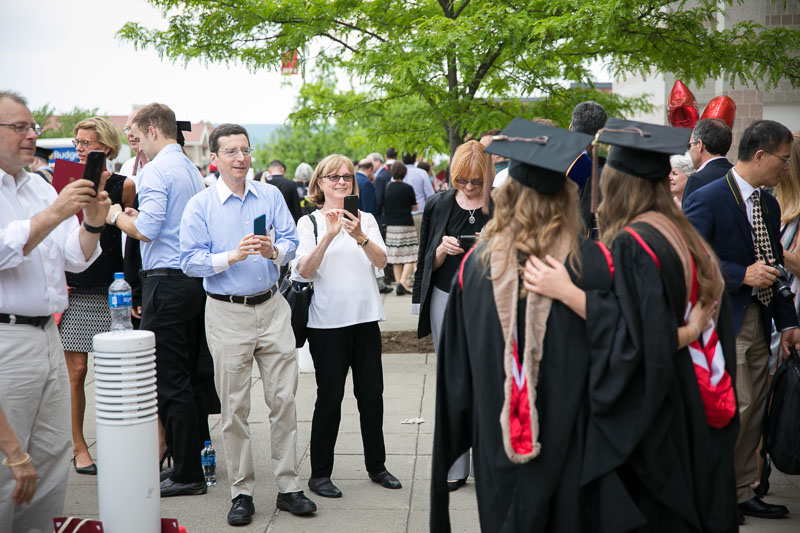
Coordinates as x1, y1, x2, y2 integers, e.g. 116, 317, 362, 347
2, 85, 800, 533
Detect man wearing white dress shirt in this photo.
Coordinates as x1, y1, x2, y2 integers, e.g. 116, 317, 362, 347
0, 90, 109, 532
180, 124, 315, 525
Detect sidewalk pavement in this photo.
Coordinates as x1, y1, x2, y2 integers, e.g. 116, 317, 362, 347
65, 291, 800, 532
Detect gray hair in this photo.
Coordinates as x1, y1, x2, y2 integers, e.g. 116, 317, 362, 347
368, 152, 383, 164
294, 162, 314, 181
670, 152, 695, 176
0, 90, 28, 107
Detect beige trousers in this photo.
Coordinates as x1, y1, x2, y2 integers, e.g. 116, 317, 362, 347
0, 320, 71, 533
205, 294, 301, 498
733, 303, 770, 503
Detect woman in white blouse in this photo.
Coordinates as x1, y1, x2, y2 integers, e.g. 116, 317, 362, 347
293, 154, 402, 499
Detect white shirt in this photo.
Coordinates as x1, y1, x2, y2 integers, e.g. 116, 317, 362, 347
694, 155, 727, 174
0, 168, 101, 315
731, 167, 757, 226
291, 210, 386, 328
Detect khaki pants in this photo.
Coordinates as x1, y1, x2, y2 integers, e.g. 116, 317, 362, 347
205, 294, 301, 498
733, 303, 770, 503
0, 320, 71, 533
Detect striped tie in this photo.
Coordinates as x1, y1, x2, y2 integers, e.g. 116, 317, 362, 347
751, 190, 773, 306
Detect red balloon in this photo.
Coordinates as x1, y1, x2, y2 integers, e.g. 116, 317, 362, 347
668, 80, 699, 129
669, 106, 700, 130
701, 96, 736, 129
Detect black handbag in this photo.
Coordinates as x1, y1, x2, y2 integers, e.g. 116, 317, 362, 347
755, 346, 800, 497
280, 214, 318, 348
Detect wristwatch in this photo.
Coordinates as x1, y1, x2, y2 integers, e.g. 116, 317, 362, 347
271, 246, 279, 260
109, 211, 121, 226
359, 236, 370, 248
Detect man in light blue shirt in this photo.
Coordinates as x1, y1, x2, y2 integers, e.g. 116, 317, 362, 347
180, 124, 315, 525
106, 103, 213, 499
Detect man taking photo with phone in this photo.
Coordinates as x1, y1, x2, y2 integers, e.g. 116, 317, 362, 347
0, 90, 109, 532
179, 124, 314, 526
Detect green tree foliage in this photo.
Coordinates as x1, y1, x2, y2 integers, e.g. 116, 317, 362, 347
32, 105, 102, 139
119, 0, 800, 157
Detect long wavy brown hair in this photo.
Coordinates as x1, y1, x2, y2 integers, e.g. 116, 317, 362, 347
597, 166, 721, 304
481, 178, 583, 289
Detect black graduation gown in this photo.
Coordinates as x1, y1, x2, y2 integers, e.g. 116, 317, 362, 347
582, 222, 739, 533
431, 240, 613, 532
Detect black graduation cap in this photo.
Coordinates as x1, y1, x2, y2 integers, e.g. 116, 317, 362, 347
34, 146, 53, 161
484, 118, 594, 194
597, 117, 691, 181
176, 121, 192, 147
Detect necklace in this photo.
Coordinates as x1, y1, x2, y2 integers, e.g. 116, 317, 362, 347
468, 208, 477, 225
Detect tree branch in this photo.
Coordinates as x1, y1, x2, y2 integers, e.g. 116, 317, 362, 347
331, 18, 388, 43
454, 0, 471, 18
465, 45, 505, 98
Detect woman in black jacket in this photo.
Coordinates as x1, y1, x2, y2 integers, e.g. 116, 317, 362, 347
411, 140, 492, 490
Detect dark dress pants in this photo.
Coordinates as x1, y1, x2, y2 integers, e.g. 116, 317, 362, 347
307, 321, 386, 478
141, 276, 208, 483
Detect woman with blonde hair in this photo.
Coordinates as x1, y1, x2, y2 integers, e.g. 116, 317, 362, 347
526, 119, 738, 531
60, 116, 135, 475
774, 133, 800, 298
431, 120, 615, 531
292, 154, 401, 499
412, 140, 492, 490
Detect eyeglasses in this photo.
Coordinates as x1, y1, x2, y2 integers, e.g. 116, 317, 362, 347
454, 177, 484, 187
216, 147, 253, 157
72, 139, 103, 149
687, 140, 699, 151
766, 151, 791, 165
0, 122, 42, 135
123, 126, 132, 135
322, 174, 354, 182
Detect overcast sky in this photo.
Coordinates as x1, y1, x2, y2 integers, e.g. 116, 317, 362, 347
1, 0, 302, 124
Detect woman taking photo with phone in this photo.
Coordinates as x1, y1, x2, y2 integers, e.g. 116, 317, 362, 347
59, 116, 135, 475
412, 140, 491, 491
292, 154, 401, 499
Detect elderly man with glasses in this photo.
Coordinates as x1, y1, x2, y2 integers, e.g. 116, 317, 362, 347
179, 123, 315, 526
0, 90, 109, 532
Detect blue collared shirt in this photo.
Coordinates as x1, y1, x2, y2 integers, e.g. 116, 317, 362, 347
356, 171, 377, 217
134, 144, 205, 269
180, 178, 298, 295
404, 165, 435, 215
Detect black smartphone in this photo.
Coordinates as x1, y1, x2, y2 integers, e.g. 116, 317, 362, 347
458, 235, 477, 252
83, 150, 106, 192
343, 194, 359, 219
254, 214, 267, 236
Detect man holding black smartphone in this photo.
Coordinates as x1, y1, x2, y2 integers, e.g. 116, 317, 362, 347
105, 103, 212, 498
180, 124, 315, 526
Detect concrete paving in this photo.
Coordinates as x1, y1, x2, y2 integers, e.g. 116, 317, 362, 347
64, 289, 800, 532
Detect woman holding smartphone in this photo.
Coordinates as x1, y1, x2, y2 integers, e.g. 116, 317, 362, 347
292, 154, 401, 499
59, 116, 135, 475
412, 140, 491, 491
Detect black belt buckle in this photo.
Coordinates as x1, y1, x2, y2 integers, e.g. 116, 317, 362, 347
208, 286, 274, 306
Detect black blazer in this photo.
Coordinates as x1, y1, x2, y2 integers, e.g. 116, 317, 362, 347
412, 189, 457, 338
681, 157, 733, 202
264, 174, 301, 222
684, 170, 799, 342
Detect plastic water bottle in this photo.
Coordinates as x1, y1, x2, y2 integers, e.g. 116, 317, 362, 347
201, 441, 216, 486
108, 272, 133, 331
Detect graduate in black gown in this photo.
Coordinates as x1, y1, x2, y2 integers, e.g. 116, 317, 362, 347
431, 120, 615, 532
526, 119, 739, 532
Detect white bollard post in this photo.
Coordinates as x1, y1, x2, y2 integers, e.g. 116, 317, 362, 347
93, 330, 160, 533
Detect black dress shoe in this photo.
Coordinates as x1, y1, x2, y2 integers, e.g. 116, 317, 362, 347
379, 285, 394, 294
276, 490, 317, 515
71, 456, 97, 476
308, 476, 342, 498
738, 496, 788, 519
446, 477, 467, 492
395, 284, 410, 296
368, 470, 402, 489
160, 478, 207, 497
228, 494, 255, 526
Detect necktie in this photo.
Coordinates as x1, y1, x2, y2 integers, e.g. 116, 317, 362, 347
751, 190, 773, 306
